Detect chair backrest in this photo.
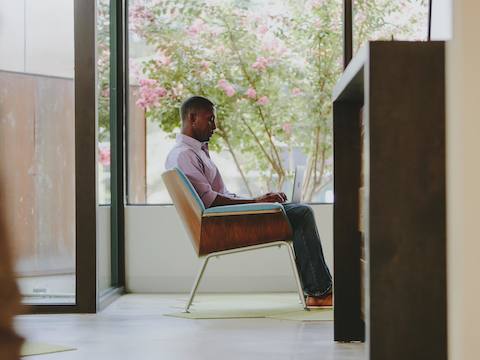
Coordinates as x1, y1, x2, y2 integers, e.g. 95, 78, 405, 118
162, 168, 204, 254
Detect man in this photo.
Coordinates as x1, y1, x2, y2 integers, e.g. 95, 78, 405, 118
165, 96, 332, 306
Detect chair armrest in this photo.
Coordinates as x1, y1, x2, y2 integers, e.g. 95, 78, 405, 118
202, 202, 284, 217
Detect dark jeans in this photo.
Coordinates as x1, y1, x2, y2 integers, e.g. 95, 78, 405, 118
283, 203, 332, 297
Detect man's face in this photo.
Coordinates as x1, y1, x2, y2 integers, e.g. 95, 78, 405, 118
192, 107, 216, 142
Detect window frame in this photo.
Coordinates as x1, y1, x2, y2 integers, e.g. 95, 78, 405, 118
29, 0, 126, 314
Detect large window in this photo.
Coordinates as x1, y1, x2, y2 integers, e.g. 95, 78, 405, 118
126, 0, 342, 204
98, 0, 112, 206
352, 0, 429, 54
0, 0, 75, 304
97, 0, 113, 296
124, 0, 429, 205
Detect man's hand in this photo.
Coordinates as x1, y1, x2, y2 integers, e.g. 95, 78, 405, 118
254, 192, 287, 203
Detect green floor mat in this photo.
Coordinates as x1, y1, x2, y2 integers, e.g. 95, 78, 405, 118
21, 342, 76, 357
165, 293, 333, 321
266, 308, 333, 321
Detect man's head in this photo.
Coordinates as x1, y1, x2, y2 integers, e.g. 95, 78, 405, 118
180, 96, 216, 142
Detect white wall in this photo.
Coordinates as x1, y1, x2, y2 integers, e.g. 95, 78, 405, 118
0, 1, 25, 72
125, 204, 333, 293
446, 2, 480, 360
0, 0, 74, 77
430, 0, 452, 40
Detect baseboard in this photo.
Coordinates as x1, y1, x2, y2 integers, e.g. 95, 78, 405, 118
126, 275, 298, 293
99, 287, 124, 310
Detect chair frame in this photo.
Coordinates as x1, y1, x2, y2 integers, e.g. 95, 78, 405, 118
184, 240, 308, 313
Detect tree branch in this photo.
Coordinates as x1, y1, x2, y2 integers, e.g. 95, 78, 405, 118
240, 116, 282, 175
223, 18, 286, 185
220, 131, 254, 196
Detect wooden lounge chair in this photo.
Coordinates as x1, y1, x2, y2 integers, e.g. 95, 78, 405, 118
162, 168, 307, 312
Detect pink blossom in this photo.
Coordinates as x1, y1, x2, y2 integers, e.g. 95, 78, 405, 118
101, 87, 110, 98
200, 60, 210, 71
225, 87, 235, 97
136, 99, 147, 108
252, 56, 272, 71
186, 19, 206, 37
136, 78, 168, 109
257, 24, 269, 35
99, 146, 110, 166
256, 96, 269, 105
155, 50, 172, 66
217, 79, 236, 97
139, 78, 155, 86
253, 14, 263, 23
129, 5, 155, 34
292, 88, 302, 96
282, 122, 293, 135
129, 5, 155, 22
245, 87, 257, 99
310, 0, 325, 9
261, 35, 286, 55
314, 18, 324, 30
156, 87, 167, 97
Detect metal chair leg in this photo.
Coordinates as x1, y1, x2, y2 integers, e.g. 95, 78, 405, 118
184, 241, 307, 313
286, 242, 308, 310
184, 255, 211, 313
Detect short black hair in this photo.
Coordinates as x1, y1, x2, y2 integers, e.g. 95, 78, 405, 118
180, 96, 215, 123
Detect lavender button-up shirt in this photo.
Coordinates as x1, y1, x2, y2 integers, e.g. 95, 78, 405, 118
165, 134, 236, 208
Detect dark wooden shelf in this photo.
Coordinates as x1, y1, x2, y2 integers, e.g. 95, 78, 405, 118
333, 41, 447, 360
333, 44, 367, 102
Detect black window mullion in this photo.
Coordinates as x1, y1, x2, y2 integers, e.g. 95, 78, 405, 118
343, 0, 353, 69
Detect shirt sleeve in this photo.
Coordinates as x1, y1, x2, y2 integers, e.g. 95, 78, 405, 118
176, 151, 219, 208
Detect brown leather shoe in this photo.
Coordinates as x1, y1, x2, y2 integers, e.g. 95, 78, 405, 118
306, 293, 333, 307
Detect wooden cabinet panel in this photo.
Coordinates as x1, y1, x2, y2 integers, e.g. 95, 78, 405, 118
333, 42, 446, 360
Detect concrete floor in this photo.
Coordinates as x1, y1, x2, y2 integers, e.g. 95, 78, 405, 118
15, 294, 365, 360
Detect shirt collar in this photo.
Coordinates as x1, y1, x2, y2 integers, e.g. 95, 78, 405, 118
176, 133, 206, 151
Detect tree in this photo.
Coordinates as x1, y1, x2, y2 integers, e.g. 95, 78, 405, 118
100, 0, 427, 201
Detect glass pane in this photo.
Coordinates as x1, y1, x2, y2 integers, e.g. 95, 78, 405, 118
98, 0, 112, 205
127, 0, 339, 204
0, 0, 75, 304
352, 0, 429, 55
97, 0, 112, 294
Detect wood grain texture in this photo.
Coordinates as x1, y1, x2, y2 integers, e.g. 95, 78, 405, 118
162, 170, 202, 254
162, 169, 293, 257
333, 41, 447, 360
333, 100, 364, 342
74, 0, 98, 313
0, 72, 75, 276
368, 41, 446, 360
199, 212, 292, 256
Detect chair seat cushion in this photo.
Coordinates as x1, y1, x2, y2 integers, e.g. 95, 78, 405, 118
202, 202, 284, 217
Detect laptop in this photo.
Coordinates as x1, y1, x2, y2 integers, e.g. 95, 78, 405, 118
290, 166, 305, 204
